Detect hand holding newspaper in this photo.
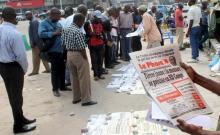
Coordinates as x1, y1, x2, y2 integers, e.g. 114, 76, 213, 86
129, 45, 212, 126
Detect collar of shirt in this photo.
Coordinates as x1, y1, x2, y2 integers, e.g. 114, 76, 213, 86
71, 23, 79, 29
2, 22, 16, 29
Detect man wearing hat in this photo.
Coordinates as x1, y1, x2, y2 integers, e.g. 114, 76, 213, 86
84, 10, 105, 81
138, 5, 162, 49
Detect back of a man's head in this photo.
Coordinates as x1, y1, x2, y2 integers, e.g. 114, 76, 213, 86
74, 13, 85, 23
65, 6, 73, 17
50, 7, 61, 15
2, 7, 16, 22
77, 5, 88, 16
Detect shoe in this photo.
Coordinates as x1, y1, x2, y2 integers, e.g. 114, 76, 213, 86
22, 118, 36, 125
53, 91, 61, 97
60, 87, 72, 91
14, 125, 36, 134
42, 70, 51, 73
196, 57, 200, 61
102, 70, 108, 74
72, 99, 81, 104
106, 65, 114, 69
82, 101, 97, 106
199, 48, 204, 52
179, 47, 185, 51
114, 61, 120, 65
65, 82, 71, 86
28, 73, 38, 76
94, 76, 99, 81
187, 59, 198, 63
99, 75, 105, 79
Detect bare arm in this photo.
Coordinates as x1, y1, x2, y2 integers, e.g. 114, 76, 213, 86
194, 73, 220, 96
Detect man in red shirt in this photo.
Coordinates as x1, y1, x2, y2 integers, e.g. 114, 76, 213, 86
175, 4, 185, 50
84, 10, 105, 81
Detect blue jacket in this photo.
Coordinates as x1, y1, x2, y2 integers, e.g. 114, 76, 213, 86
38, 18, 63, 53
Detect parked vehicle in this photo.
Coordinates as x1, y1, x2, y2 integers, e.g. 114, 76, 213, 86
16, 13, 26, 21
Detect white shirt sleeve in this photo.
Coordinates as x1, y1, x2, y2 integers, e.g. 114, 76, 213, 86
12, 33, 28, 73
188, 8, 194, 21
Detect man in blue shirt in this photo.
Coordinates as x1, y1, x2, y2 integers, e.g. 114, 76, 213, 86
38, 8, 70, 97
0, 7, 36, 134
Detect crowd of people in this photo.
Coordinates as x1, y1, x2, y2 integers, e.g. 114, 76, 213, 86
0, 0, 220, 134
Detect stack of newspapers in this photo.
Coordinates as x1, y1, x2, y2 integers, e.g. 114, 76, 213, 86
130, 45, 213, 128
107, 64, 146, 95
81, 111, 169, 135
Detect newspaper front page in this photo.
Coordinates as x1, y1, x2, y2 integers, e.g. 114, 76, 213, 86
130, 45, 212, 125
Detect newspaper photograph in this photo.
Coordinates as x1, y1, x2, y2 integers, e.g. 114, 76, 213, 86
129, 45, 212, 125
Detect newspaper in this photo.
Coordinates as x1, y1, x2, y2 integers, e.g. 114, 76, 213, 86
129, 45, 213, 125
126, 22, 144, 37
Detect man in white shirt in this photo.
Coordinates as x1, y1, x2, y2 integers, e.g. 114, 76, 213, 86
186, 0, 202, 63
0, 7, 36, 133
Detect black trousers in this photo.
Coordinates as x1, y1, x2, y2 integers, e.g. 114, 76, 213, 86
0, 62, 24, 126
89, 45, 104, 77
48, 52, 65, 91
131, 36, 142, 52
105, 44, 113, 67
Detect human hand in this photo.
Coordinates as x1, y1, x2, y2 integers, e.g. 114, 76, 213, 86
180, 62, 197, 82
186, 31, 189, 38
52, 29, 61, 36
177, 119, 203, 135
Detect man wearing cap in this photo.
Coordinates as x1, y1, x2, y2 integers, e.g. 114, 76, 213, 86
0, 7, 36, 133
84, 10, 105, 81
25, 11, 51, 76
138, 5, 162, 49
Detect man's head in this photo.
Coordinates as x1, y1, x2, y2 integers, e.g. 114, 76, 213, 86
77, 4, 88, 17
178, 4, 184, 10
73, 13, 85, 28
64, 6, 73, 17
95, 5, 104, 13
124, 5, 131, 13
49, 7, 61, 22
151, 6, 157, 13
138, 5, 147, 16
93, 10, 102, 22
202, 1, 208, 10
2, 7, 17, 25
188, 0, 196, 6
25, 11, 33, 21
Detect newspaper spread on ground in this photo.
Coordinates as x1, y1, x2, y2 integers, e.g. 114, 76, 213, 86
106, 64, 146, 95
130, 45, 213, 125
81, 110, 170, 135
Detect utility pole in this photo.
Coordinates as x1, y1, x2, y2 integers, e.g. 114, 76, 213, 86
60, 0, 63, 9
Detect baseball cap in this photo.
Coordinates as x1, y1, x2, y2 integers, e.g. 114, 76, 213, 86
93, 10, 103, 19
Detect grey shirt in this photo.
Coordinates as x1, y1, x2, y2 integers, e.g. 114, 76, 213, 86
0, 22, 28, 73
119, 11, 133, 29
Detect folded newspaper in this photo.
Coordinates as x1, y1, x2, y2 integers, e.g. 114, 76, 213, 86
129, 45, 213, 126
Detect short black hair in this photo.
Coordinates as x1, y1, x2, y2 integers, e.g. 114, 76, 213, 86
77, 4, 88, 16
50, 7, 61, 15
65, 6, 73, 16
73, 13, 85, 23
2, 7, 16, 21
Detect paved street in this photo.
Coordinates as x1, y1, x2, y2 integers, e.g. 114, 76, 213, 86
0, 21, 220, 135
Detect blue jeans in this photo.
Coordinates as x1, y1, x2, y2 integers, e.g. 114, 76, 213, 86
120, 28, 132, 61
189, 26, 201, 59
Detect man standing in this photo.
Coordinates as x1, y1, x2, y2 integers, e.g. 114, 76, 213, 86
199, 1, 209, 51
186, 0, 202, 63
138, 5, 162, 49
25, 11, 50, 76
119, 5, 133, 61
0, 7, 36, 134
62, 13, 97, 106
84, 10, 105, 81
39, 8, 68, 97
175, 4, 185, 50
149, 6, 164, 46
